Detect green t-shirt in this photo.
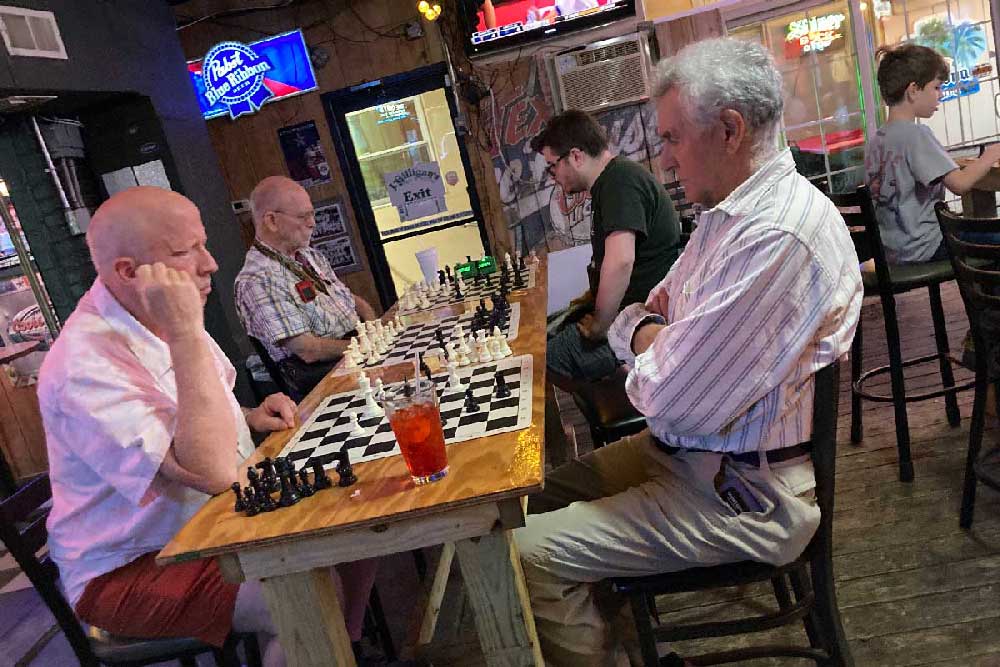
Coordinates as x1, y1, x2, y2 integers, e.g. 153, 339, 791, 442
589, 157, 681, 308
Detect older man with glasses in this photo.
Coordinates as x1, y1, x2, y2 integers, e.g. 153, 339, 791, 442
235, 175, 376, 400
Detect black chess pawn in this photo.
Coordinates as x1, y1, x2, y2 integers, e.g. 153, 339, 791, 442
472, 263, 481, 285
276, 459, 300, 507
479, 297, 488, 314
297, 468, 315, 497
336, 446, 357, 487
494, 370, 511, 398
513, 267, 525, 288
435, 329, 447, 352
311, 459, 333, 490
419, 352, 433, 382
454, 279, 463, 300
518, 254, 526, 272
445, 265, 453, 282
243, 486, 260, 517
438, 269, 447, 287
463, 385, 479, 413
231, 482, 246, 513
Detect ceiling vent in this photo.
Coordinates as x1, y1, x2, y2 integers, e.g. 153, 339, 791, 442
0, 6, 67, 59
548, 32, 654, 114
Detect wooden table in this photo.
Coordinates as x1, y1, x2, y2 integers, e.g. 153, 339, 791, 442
957, 158, 1000, 218
159, 265, 548, 667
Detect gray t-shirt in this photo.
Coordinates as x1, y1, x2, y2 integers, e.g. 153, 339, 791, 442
864, 122, 957, 263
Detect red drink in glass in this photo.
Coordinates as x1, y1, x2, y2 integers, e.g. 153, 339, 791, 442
385, 379, 449, 484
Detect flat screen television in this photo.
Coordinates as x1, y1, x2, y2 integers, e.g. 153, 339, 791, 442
460, 0, 636, 57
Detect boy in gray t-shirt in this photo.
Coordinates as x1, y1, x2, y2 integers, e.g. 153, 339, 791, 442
866, 43, 1000, 264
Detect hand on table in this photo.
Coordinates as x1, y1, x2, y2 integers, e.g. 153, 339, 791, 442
135, 263, 204, 343
245, 393, 297, 433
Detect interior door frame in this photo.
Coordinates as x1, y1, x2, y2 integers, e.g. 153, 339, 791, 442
323, 62, 489, 309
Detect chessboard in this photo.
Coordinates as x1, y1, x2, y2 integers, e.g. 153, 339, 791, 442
399, 265, 537, 314
335, 302, 521, 375
278, 354, 534, 471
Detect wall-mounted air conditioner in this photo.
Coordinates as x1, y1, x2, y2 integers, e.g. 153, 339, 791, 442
547, 32, 655, 115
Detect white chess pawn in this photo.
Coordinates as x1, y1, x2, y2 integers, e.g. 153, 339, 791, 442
457, 334, 472, 357
529, 249, 539, 265
447, 361, 461, 389
456, 350, 471, 366
453, 323, 465, 341
357, 332, 372, 355
504, 252, 513, 271
366, 347, 380, 366
445, 341, 457, 362
352, 315, 362, 331
478, 340, 494, 364
344, 350, 359, 369
357, 371, 371, 393
475, 329, 488, 348
374, 334, 388, 355
348, 411, 365, 436
429, 279, 439, 295
457, 275, 467, 292
394, 314, 404, 330
363, 388, 384, 417
374, 378, 386, 400
492, 326, 512, 358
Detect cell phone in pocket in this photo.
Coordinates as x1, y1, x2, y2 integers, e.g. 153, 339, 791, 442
716, 465, 766, 514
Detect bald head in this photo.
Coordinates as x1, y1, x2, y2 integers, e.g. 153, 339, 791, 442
87, 187, 200, 277
250, 176, 305, 229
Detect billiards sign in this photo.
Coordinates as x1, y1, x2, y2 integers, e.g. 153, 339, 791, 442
385, 162, 446, 222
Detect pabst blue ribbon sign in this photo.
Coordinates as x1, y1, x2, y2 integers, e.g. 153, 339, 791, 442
188, 30, 318, 121
202, 41, 273, 119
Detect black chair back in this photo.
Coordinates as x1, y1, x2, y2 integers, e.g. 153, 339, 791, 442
826, 185, 879, 281
935, 201, 1000, 381
0, 474, 99, 664
809, 362, 841, 557
248, 336, 294, 397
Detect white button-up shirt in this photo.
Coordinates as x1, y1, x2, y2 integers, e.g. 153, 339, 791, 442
38, 279, 254, 606
624, 149, 862, 453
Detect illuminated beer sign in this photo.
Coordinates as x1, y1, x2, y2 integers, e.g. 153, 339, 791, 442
784, 13, 846, 59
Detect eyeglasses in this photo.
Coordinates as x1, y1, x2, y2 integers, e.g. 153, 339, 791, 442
543, 151, 572, 179
272, 209, 316, 223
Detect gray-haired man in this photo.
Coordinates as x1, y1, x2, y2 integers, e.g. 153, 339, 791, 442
515, 38, 863, 666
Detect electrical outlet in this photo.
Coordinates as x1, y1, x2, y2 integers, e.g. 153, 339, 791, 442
232, 199, 251, 214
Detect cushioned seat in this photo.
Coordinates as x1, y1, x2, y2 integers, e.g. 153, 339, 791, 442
862, 259, 954, 293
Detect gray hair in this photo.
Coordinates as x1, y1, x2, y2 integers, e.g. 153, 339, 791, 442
653, 38, 784, 163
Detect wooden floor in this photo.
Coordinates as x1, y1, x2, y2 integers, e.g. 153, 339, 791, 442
3, 280, 999, 666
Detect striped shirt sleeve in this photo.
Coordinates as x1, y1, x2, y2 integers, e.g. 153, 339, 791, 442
625, 226, 833, 437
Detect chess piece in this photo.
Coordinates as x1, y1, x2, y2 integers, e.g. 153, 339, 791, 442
454, 279, 463, 301
311, 459, 333, 490
231, 482, 246, 513
457, 334, 472, 357
445, 341, 457, 362
456, 349, 471, 366
256, 457, 279, 493
363, 389, 384, 417
447, 360, 461, 389
242, 486, 260, 516
435, 329, 447, 353
344, 349, 359, 369
438, 269, 447, 286
484, 271, 492, 287
357, 332, 372, 355
478, 339, 494, 363
348, 411, 366, 436
463, 386, 479, 413
394, 314, 404, 330
513, 266, 525, 288
494, 370, 511, 398
375, 377, 386, 400
256, 483, 276, 512
492, 326, 512, 357
418, 352, 433, 382
297, 468, 315, 497
336, 446, 357, 487
504, 252, 513, 272
276, 458, 300, 507
518, 254, 526, 272
357, 371, 371, 393
529, 249, 539, 265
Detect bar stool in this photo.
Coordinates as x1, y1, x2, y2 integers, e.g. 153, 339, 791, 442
610, 364, 852, 666
935, 202, 1000, 528
828, 186, 973, 482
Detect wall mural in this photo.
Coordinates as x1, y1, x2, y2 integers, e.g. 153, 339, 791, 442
483, 57, 663, 253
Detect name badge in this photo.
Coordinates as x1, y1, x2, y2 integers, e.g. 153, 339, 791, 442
296, 279, 317, 303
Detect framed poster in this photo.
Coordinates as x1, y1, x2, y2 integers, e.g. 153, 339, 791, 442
277, 120, 332, 188
310, 197, 362, 274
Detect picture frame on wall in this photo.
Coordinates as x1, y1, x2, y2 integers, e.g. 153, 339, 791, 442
309, 197, 362, 274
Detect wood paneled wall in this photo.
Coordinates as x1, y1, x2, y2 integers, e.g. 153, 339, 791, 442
175, 1, 511, 311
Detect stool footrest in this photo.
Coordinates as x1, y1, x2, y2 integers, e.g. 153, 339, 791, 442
644, 591, 814, 643
854, 352, 975, 403
681, 644, 830, 665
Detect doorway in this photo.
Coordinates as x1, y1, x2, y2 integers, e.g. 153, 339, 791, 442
324, 63, 489, 309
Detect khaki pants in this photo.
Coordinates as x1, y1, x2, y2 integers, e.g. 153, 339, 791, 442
515, 431, 820, 667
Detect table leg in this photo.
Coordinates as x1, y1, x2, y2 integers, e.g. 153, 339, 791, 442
259, 568, 357, 667
454, 530, 543, 666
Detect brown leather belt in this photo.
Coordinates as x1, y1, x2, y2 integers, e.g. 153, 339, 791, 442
651, 437, 812, 467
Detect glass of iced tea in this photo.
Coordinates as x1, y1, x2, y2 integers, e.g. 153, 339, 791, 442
384, 378, 449, 484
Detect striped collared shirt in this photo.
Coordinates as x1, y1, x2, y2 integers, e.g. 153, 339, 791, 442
235, 243, 357, 362
626, 149, 863, 453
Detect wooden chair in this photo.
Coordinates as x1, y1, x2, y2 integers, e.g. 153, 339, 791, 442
610, 363, 853, 666
828, 186, 973, 482
0, 473, 261, 667
935, 202, 1000, 528
248, 335, 295, 397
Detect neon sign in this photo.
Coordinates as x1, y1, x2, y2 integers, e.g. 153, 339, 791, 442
784, 13, 846, 59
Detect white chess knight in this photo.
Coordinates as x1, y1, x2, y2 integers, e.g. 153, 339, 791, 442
447, 361, 461, 389
362, 388, 384, 417
348, 411, 366, 436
